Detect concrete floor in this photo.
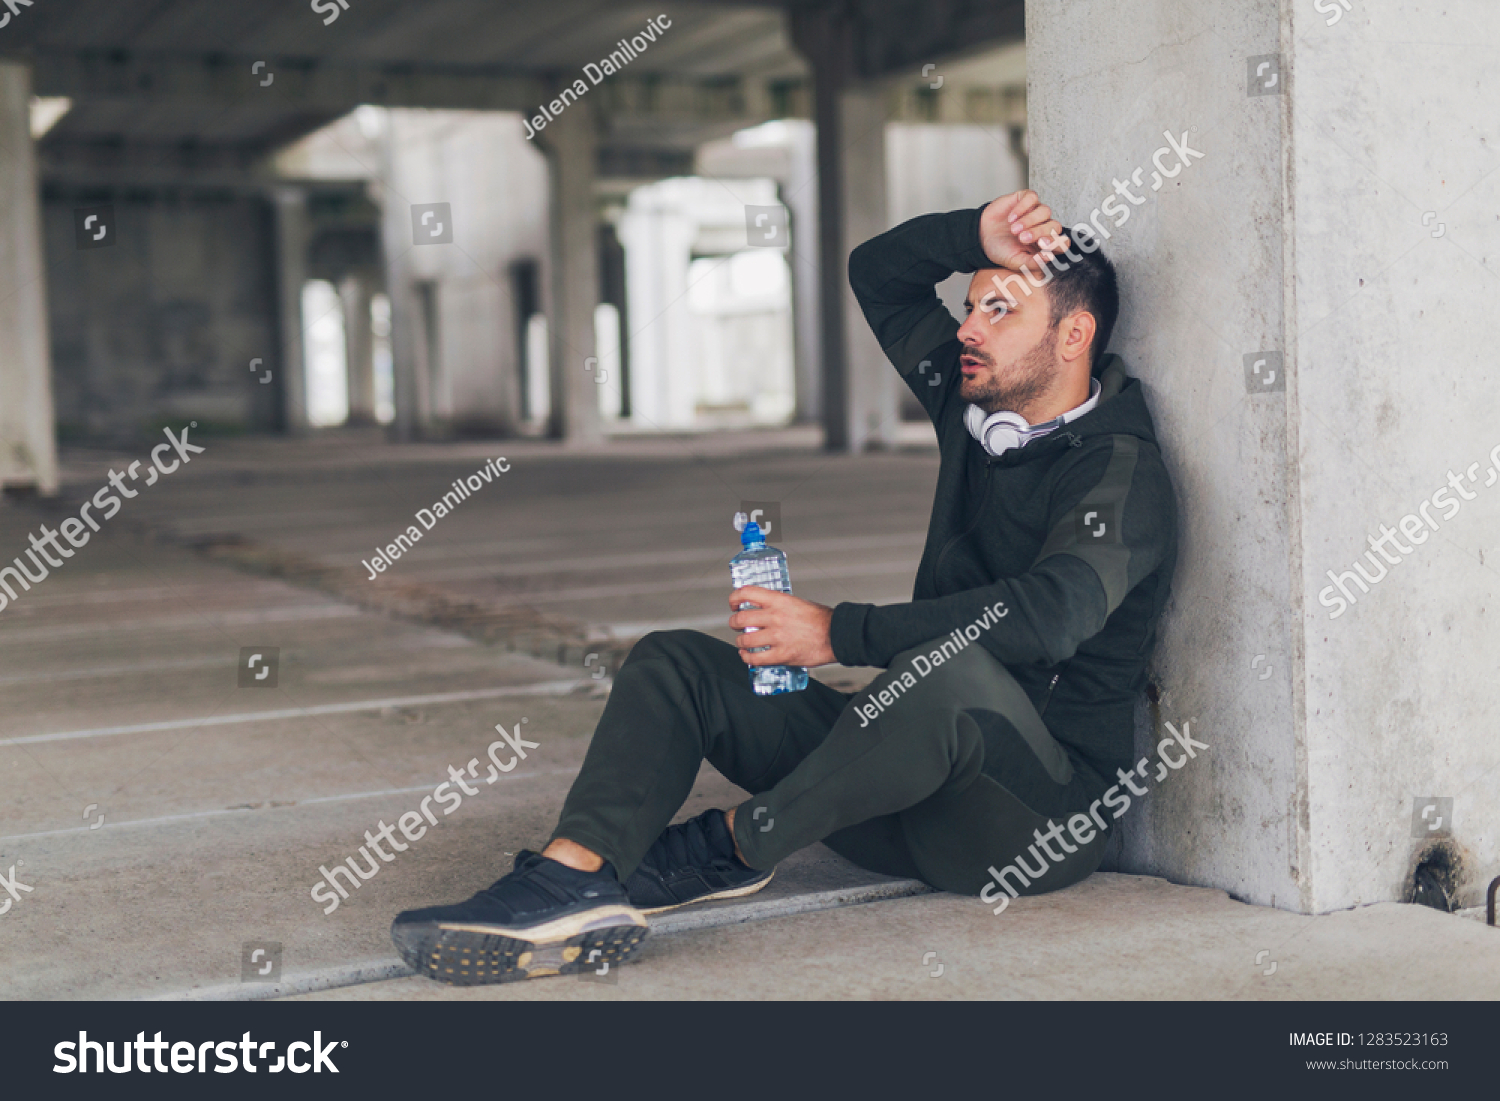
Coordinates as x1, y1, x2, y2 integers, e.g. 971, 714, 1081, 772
3, 431, 1498, 1001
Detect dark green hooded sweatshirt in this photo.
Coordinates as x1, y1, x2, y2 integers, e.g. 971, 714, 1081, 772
831, 205, 1179, 801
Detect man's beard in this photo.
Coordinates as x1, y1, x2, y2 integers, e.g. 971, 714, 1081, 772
960, 327, 1057, 416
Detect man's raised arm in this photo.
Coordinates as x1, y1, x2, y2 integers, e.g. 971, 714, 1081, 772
849, 192, 1074, 421
847, 207, 987, 394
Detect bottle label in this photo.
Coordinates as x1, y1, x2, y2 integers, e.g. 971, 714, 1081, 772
731, 559, 789, 592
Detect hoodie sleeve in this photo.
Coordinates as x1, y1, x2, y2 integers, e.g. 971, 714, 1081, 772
847, 206, 994, 425
827, 436, 1176, 669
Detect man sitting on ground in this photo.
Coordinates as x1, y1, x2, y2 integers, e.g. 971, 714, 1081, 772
390, 190, 1178, 984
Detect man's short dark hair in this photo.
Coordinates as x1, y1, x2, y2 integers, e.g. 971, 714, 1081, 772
1045, 226, 1118, 373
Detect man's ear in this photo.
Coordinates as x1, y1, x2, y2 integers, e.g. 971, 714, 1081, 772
1058, 310, 1097, 365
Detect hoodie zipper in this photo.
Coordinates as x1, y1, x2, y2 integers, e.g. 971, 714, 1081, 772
1039, 672, 1061, 717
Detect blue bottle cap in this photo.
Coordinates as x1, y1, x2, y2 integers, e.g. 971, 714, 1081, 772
740, 520, 764, 546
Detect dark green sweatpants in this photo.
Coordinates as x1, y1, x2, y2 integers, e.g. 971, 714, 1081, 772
550, 629, 1108, 898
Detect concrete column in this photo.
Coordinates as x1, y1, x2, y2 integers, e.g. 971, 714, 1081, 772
797, 12, 895, 451
0, 61, 59, 494
1030, 0, 1500, 913
537, 97, 603, 446
619, 184, 696, 428
271, 187, 310, 434
838, 88, 896, 450
782, 124, 822, 424
806, 22, 853, 451
373, 117, 423, 442
340, 274, 376, 425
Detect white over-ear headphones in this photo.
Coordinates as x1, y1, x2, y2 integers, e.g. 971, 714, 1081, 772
963, 379, 1102, 458
963, 406, 1051, 457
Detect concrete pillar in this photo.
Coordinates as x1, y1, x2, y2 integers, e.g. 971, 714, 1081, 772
806, 20, 853, 451
838, 88, 896, 450
797, 11, 895, 451
782, 124, 822, 425
598, 222, 631, 418
619, 183, 697, 428
0, 61, 59, 494
536, 98, 603, 446
373, 118, 423, 442
340, 274, 376, 425
271, 187, 310, 434
1030, 0, 1499, 913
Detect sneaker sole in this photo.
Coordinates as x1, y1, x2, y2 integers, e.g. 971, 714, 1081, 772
392, 904, 649, 986
638, 868, 776, 915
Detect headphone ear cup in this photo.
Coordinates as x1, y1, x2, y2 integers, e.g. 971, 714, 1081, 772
964, 403, 984, 440
979, 410, 1029, 457
965, 405, 1031, 457
982, 419, 1023, 456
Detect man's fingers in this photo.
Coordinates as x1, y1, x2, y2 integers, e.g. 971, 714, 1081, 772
1015, 213, 1060, 246
1004, 189, 1039, 221
1013, 231, 1072, 270
736, 630, 777, 655
741, 642, 785, 666
1035, 229, 1070, 255
990, 190, 1027, 220
729, 608, 773, 631
728, 585, 784, 610
1008, 205, 1046, 240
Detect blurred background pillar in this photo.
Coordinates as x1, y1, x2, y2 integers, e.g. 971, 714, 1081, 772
538, 96, 603, 447
271, 186, 311, 434
0, 60, 59, 495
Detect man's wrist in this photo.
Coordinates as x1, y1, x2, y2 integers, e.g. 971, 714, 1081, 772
960, 205, 994, 272
828, 602, 873, 668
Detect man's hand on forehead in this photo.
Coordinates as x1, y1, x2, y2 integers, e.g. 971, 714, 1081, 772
979, 190, 1071, 273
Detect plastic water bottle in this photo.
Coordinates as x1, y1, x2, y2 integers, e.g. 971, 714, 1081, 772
730, 514, 809, 695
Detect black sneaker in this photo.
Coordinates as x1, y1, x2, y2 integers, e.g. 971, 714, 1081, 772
391, 850, 648, 986
624, 808, 775, 914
